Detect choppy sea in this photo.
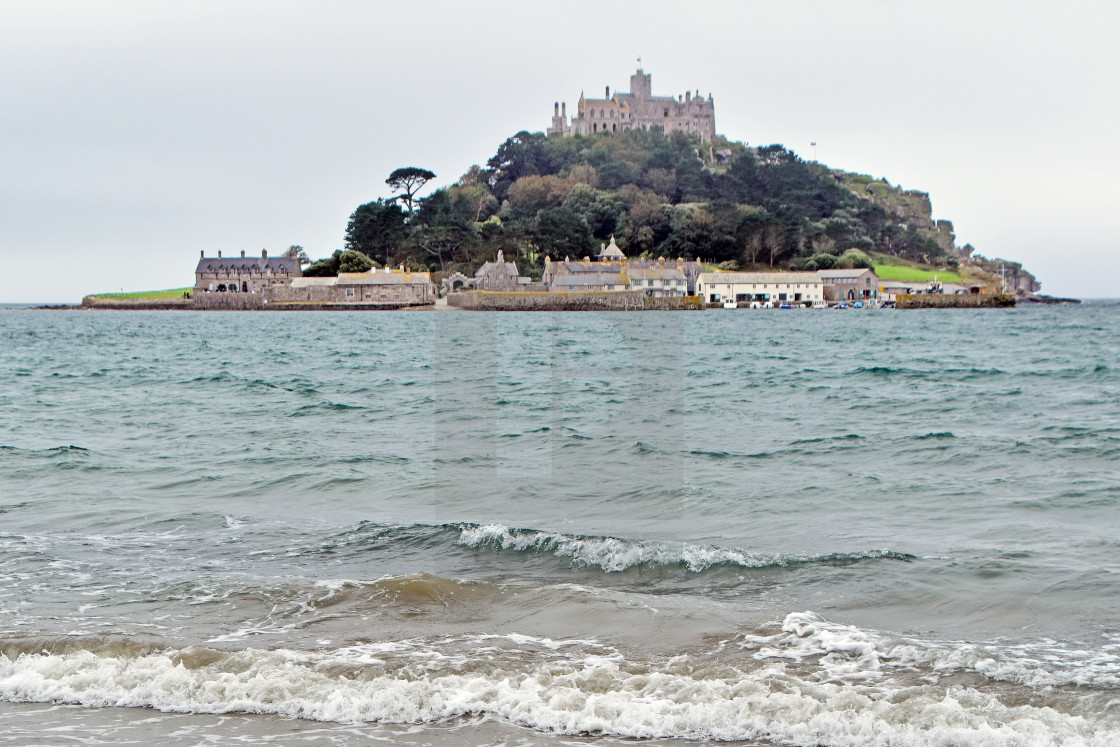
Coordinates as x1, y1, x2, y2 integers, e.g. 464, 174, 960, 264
1, 304, 1118, 745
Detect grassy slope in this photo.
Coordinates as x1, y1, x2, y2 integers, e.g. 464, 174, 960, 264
873, 265, 964, 283
85, 288, 192, 299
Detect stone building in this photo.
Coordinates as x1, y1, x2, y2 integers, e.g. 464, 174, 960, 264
194, 250, 301, 295
474, 250, 535, 290
627, 266, 687, 297
548, 67, 716, 142
267, 267, 434, 307
541, 237, 704, 295
818, 268, 880, 303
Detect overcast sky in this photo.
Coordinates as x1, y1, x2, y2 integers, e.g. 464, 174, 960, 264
2, 0, 1117, 302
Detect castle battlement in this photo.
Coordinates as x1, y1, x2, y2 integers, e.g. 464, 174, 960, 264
548, 67, 715, 142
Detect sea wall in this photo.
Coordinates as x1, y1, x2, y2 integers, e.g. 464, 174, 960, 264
896, 293, 1015, 309
82, 296, 193, 310
192, 293, 264, 310
447, 291, 704, 311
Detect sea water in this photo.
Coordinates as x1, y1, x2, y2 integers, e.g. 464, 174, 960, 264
0, 304, 1118, 745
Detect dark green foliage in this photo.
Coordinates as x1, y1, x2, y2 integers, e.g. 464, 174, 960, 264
338, 250, 374, 273
303, 250, 342, 277
345, 200, 407, 265
338, 127, 961, 278
562, 185, 626, 240
810, 253, 838, 270
533, 207, 593, 258
837, 248, 875, 269
486, 131, 566, 202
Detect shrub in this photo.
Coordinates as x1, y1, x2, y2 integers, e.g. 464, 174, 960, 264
837, 248, 874, 269
339, 250, 374, 273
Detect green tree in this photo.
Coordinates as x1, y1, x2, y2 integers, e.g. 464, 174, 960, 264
345, 199, 408, 265
837, 248, 874, 269
386, 167, 436, 214
533, 207, 592, 258
562, 185, 626, 240
486, 131, 563, 202
339, 249, 375, 273
303, 250, 342, 277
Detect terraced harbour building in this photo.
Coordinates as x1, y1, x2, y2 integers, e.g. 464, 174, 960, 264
548, 67, 716, 142
697, 272, 825, 306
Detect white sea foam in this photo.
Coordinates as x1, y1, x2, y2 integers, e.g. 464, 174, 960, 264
456, 523, 904, 573
743, 611, 1120, 690
2, 625, 1116, 746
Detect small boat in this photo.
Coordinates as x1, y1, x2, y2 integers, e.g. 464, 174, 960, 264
722, 300, 738, 309
853, 301, 864, 309
779, 303, 793, 309
836, 302, 849, 309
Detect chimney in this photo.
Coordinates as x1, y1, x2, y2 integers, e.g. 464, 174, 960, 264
686, 91, 691, 104
200, 250, 204, 258
605, 85, 610, 98
262, 249, 267, 259
554, 102, 559, 116
218, 250, 222, 258
561, 102, 566, 117
241, 250, 246, 258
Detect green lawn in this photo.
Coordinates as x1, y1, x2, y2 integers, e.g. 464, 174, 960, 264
86, 287, 192, 299
874, 265, 964, 284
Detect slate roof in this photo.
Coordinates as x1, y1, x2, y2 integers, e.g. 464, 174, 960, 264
627, 267, 686, 282
195, 256, 300, 274
291, 277, 337, 288
336, 271, 431, 285
552, 273, 629, 288
818, 269, 877, 281
560, 261, 624, 274
698, 272, 823, 285
475, 261, 520, 278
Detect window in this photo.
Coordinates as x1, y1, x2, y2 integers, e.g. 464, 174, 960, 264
346, 288, 355, 297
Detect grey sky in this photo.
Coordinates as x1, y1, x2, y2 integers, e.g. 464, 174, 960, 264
2, 0, 1117, 302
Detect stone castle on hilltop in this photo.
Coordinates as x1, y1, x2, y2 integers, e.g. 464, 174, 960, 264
548, 66, 715, 142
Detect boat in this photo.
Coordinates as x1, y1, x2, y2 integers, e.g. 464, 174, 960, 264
722, 300, 738, 309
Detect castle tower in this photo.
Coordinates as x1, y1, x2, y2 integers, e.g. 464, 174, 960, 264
549, 100, 570, 136
630, 68, 652, 99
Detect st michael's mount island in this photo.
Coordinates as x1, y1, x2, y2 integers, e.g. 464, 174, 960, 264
81, 66, 1073, 311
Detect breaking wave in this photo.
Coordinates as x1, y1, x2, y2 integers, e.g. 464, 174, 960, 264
455, 523, 914, 573
2, 613, 1116, 745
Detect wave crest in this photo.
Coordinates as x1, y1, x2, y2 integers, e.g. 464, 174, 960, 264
456, 523, 912, 573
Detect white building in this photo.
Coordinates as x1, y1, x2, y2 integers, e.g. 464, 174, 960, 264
626, 267, 688, 297
696, 272, 824, 306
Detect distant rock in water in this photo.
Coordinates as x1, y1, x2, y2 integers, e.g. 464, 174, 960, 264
1022, 294, 1081, 304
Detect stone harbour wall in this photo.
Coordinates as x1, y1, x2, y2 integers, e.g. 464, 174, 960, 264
896, 293, 1015, 309
447, 291, 704, 311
